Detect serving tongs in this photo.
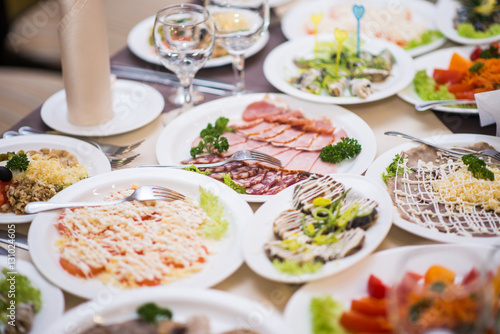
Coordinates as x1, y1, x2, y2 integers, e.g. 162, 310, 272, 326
385, 131, 500, 162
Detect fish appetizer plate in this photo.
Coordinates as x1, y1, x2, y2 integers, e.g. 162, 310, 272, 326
264, 35, 415, 104
243, 174, 393, 283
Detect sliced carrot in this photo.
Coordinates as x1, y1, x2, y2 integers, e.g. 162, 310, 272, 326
339, 310, 392, 333
424, 265, 455, 285
448, 53, 473, 73
351, 297, 388, 316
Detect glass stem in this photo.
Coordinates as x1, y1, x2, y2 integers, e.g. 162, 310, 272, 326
179, 75, 194, 111
231, 53, 245, 93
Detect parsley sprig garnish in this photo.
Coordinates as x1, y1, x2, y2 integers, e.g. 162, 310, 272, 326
462, 154, 494, 181
320, 137, 362, 164
190, 117, 234, 158
5, 152, 29, 171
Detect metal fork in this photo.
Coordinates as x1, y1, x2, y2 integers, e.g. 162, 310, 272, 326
140, 150, 283, 168
109, 154, 140, 168
24, 185, 186, 213
18, 126, 144, 156
414, 99, 477, 111
385, 131, 500, 162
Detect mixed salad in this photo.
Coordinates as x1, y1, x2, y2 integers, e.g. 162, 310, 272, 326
310, 264, 498, 334
454, 0, 500, 39
414, 42, 500, 102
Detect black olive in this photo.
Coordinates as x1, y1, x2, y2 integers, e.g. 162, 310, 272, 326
0, 166, 12, 182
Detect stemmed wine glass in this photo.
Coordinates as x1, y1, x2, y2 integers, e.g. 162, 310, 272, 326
153, 4, 215, 111
204, 0, 270, 93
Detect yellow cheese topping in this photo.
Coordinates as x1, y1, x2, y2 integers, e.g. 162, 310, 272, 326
433, 165, 500, 213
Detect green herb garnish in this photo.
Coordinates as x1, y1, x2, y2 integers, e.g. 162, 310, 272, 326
480, 43, 500, 59
190, 117, 234, 158
310, 295, 349, 334
182, 164, 211, 175
137, 302, 172, 324
222, 173, 246, 194
5, 152, 29, 171
320, 137, 361, 164
199, 186, 229, 239
382, 154, 414, 184
469, 61, 484, 73
408, 299, 433, 323
272, 258, 323, 275
462, 154, 495, 181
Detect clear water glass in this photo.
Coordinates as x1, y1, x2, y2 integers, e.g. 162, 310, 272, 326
153, 4, 215, 111
205, 0, 270, 93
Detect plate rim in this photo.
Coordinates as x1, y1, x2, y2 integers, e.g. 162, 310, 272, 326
364, 133, 500, 244
263, 36, 415, 105
0, 134, 111, 223
41, 79, 165, 137
280, 0, 446, 57
127, 15, 270, 68
155, 93, 377, 203
28, 168, 253, 299
242, 173, 394, 283
283, 243, 494, 334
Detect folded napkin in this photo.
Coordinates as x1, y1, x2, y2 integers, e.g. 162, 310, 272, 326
475, 90, 500, 136
58, 0, 113, 126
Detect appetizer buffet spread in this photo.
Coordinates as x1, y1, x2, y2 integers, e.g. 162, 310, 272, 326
3, 0, 500, 333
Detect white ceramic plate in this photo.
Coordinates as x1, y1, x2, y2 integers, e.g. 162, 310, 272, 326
0, 134, 111, 223
281, 0, 446, 57
155, 93, 377, 203
243, 174, 393, 283
41, 79, 164, 137
436, 0, 500, 45
269, 0, 292, 7
263, 36, 415, 105
284, 244, 493, 334
28, 168, 252, 299
0, 256, 65, 333
127, 15, 270, 68
397, 45, 480, 114
43, 287, 291, 334
364, 133, 500, 244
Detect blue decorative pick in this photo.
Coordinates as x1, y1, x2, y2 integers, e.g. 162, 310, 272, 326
352, 4, 365, 57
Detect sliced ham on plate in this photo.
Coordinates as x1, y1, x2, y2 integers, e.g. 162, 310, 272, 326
270, 128, 304, 145
334, 128, 348, 142
302, 118, 335, 134
230, 118, 263, 130
253, 144, 290, 156
222, 132, 248, 146
273, 149, 302, 167
223, 139, 268, 156
308, 133, 335, 151
249, 124, 291, 141
236, 122, 277, 137
309, 157, 337, 174
286, 132, 318, 149
242, 98, 288, 121
284, 151, 320, 172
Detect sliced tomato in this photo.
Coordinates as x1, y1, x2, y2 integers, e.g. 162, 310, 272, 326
367, 274, 388, 299
470, 46, 483, 61
433, 69, 464, 85
0, 181, 10, 207
351, 297, 388, 316
462, 267, 480, 285
339, 310, 392, 333
447, 83, 475, 94
453, 91, 475, 100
